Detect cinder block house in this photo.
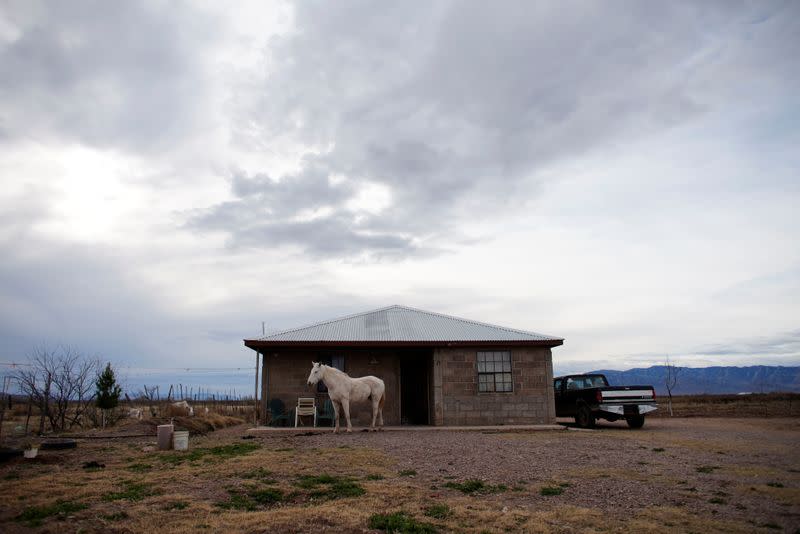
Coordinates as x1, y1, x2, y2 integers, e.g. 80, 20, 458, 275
244, 305, 563, 426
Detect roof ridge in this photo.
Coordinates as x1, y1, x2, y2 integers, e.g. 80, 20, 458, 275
259, 304, 402, 340
391, 305, 563, 340
260, 304, 562, 341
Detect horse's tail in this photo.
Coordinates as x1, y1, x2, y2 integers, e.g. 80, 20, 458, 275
379, 392, 385, 410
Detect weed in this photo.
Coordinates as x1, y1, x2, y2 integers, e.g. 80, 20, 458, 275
761, 522, 781, 530
399, 469, 417, 477
444, 479, 506, 495
126, 463, 153, 473
4, 471, 20, 480
423, 503, 452, 519
242, 467, 277, 483
162, 442, 260, 465
366, 474, 385, 480
708, 497, 726, 505
296, 474, 341, 488
511, 486, 526, 492
103, 481, 161, 502
103, 511, 129, 521
540, 486, 564, 496
216, 492, 257, 511
652, 448, 665, 452
766, 482, 784, 488
310, 480, 365, 500
216, 485, 285, 510
696, 466, 717, 474
275, 447, 293, 452
368, 511, 437, 533
163, 501, 189, 511
250, 488, 284, 505
296, 473, 366, 500
16, 500, 88, 527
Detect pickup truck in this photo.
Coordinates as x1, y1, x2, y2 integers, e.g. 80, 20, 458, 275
554, 374, 657, 429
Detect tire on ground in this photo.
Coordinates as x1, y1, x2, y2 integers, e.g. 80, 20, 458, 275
575, 405, 596, 429
626, 415, 645, 429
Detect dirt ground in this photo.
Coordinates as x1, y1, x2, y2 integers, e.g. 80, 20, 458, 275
0, 417, 798, 533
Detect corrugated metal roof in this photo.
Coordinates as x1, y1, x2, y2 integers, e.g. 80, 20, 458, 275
249, 305, 563, 343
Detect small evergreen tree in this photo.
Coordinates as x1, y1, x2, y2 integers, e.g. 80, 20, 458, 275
95, 362, 122, 427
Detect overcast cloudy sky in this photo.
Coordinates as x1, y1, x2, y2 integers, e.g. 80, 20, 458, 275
1, 1, 798, 380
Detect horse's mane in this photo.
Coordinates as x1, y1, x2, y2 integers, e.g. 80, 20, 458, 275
321, 364, 350, 378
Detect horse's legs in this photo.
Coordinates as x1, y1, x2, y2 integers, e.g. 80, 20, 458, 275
332, 400, 341, 434
341, 398, 352, 432
370, 399, 379, 430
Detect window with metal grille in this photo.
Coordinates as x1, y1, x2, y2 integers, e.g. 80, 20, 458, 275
477, 351, 513, 392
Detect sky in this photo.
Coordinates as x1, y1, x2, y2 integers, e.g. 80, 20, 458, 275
1, 1, 798, 389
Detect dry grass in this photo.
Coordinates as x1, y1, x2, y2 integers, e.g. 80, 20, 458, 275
1, 419, 798, 533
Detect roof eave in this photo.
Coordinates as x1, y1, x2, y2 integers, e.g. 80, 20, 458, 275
243, 339, 564, 350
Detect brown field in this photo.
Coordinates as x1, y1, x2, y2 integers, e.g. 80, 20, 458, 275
1, 414, 799, 533
650, 393, 800, 418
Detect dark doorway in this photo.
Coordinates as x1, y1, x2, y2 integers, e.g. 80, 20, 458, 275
400, 352, 431, 425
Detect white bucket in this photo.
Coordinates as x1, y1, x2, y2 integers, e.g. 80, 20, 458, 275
157, 424, 174, 450
23, 448, 38, 459
173, 431, 189, 451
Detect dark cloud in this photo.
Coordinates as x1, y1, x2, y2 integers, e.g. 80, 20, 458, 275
193, 1, 797, 258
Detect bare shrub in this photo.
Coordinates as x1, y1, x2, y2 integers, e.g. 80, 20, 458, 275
14, 345, 100, 432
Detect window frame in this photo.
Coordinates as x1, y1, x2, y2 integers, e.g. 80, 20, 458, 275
476, 351, 513, 393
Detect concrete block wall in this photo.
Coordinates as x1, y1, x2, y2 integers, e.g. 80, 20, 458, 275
262, 350, 400, 426
433, 346, 555, 425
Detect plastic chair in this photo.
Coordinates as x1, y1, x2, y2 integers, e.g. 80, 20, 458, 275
316, 398, 335, 427
268, 398, 291, 427
294, 397, 317, 427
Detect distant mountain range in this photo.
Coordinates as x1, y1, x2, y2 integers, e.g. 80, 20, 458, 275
587, 365, 800, 395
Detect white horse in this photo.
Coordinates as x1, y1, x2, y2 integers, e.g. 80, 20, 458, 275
306, 362, 385, 433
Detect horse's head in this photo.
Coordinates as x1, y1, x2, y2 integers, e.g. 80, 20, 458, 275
307, 361, 323, 387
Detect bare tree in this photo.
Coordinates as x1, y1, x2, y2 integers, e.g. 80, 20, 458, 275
663, 355, 682, 417
14, 345, 100, 432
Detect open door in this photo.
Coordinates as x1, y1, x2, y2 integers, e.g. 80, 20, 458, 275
400, 351, 431, 425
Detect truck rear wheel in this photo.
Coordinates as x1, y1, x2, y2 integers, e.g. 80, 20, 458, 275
626, 415, 645, 429
575, 406, 596, 429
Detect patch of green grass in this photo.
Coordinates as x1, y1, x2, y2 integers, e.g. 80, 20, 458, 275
540, 486, 564, 496
760, 522, 781, 530
216, 492, 257, 511
162, 442, 261, 465
126, 463, 153, 473
652, 447, 665, 452
696, 465, 717, 474
310, 480, 366, 500
103, 481, 161, 502
368, 511, 437, 533
511, 486, 525, 492
296, 473, 365, 500
163, 501, 189, 511
250, 488, 284, 505
423, 503, 452, 519
242, 467, 277, 483
443, 479, 506, 495
708, 497, 727, 505
366, 474, 385, 480
399, 469, 417, 477
766, 482, 784, 488
16, 500, 88, 527
103, 511, 130, 521
216, 486, 285, 510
